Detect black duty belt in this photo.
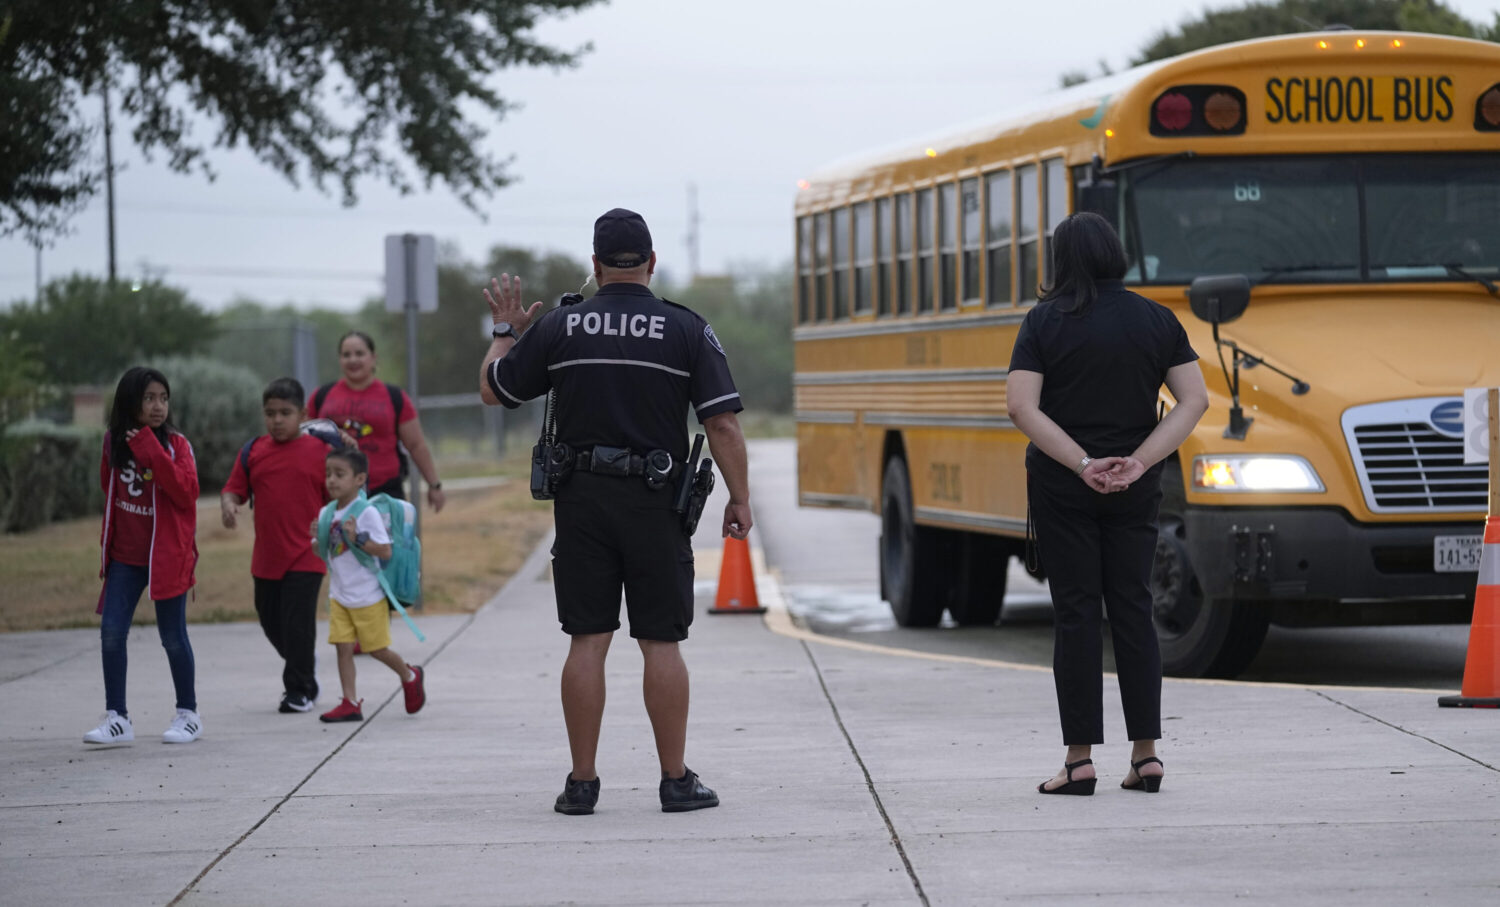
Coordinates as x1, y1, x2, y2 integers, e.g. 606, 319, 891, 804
574, 445, 684, 481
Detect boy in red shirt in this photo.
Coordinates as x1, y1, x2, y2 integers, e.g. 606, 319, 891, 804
222, 378, 344, 713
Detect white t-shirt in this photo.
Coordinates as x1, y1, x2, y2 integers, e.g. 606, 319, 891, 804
326, 501, 392, 608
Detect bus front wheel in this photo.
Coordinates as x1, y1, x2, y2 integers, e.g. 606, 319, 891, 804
1152, 461, 1269, 678
881, 458, 945, 627
947, 533, 1010, 626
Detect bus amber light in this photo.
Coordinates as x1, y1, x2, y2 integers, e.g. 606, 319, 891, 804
1195, 459, 1238, 489
1355, 38, 1366, 49
1391, 39, 1402, 48
1105, 128, 1115, 138
1203, 92, 1243, 131
1317, 40, 1329, 49
925, 148, 938, 158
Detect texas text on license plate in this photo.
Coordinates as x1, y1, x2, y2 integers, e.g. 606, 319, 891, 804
1434, 535, 1482, 573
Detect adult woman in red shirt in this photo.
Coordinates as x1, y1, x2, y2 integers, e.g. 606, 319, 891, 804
308, 331, 446, 512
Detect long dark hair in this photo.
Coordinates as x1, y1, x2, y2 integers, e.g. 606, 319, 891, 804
1038, 212, 1128, 314
108, 366, 175, 468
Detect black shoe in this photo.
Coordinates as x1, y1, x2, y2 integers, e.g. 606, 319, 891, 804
660, 767, 719, 812
554, 773, 600, 815
279, 693, 314, 714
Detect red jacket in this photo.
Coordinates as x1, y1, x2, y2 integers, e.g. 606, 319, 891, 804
98, 429, 200, 607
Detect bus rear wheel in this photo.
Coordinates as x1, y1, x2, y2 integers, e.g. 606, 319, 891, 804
881, 457, 945, 627
1152, 461, 1269, 678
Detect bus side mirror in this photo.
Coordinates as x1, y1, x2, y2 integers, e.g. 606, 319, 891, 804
1076, 181, 1117, 219
1188, 274, 1251, 324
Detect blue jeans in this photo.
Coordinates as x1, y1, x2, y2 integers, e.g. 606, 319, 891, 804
100, 561, 196, 716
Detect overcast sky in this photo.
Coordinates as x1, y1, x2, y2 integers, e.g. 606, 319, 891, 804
3, 0, 1497, 310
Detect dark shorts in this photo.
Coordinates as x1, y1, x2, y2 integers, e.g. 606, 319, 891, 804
551, 473, 694, 642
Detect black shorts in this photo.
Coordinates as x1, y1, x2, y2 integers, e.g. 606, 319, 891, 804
551, 473, 694, 642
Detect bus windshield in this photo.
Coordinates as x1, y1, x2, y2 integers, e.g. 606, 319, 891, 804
1120, 154, 1500, 286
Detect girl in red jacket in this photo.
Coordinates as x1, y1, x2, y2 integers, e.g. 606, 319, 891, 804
83, 366, 202, 746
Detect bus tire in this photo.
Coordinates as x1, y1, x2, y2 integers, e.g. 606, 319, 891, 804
948, 533, 1009, 626
881, 457, 945, 627
1152, 461, 1269, 678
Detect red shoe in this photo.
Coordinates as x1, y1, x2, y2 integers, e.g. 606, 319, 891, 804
319, 697, 363, 722
402, 665, 426, 714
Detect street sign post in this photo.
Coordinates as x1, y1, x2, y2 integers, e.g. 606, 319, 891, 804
384, 234, 437, 606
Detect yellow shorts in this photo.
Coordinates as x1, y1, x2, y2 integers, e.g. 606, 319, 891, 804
328, 598, 391, 651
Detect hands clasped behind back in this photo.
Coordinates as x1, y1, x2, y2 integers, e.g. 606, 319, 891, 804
1080, 456, 1146, 494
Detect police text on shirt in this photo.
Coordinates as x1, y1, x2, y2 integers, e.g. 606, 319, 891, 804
565, 311, 665, 339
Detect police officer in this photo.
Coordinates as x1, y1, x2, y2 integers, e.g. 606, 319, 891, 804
1007, 212, 1207, 797
478, 208, 752, 816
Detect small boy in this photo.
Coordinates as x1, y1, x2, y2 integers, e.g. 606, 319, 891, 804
315, 448, 426, 722
222, 378, 336, 714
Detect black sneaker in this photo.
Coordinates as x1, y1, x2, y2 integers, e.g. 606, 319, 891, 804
279, 693, 314, 714
660, 767, 719, 812
554, 773, 600, 815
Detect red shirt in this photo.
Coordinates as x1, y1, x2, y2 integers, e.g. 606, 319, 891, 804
222, 434, 331, 579
107, 456, 154, 566
306, 380, 415, 489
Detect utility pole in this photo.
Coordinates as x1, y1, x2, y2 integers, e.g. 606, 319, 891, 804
685, 182, 700, 283
102, 78, 117, 285
34, 242, 42, 304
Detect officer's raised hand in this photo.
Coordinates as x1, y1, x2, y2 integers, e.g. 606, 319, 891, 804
483, 273, 544, 335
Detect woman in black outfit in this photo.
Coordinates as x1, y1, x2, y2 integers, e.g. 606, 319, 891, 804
1007, 213, 1208, 795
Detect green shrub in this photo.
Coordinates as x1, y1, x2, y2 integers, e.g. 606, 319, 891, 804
0, 420, 105, 532
149, 355, 263, 492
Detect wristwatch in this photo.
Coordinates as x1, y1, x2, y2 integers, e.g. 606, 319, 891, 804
354, 530, 371, 548
1075, 456, 1092, 476
491, 322, 519, 341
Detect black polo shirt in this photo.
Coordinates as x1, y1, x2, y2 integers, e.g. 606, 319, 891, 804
1009, 280, 1197, 462
487, 282, 742, 463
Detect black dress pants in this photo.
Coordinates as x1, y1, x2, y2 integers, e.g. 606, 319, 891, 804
1029, 468, 1163, 745
253, 571, 323, 699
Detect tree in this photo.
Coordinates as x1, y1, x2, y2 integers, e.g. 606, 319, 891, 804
0, 331, 45, 428
1, 0, 602, 243
1, 275, 218, 386
1133, 1, 1497, 66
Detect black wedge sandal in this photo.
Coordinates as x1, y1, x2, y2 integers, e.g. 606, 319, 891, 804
1121, 756, 1164, 792
1037, 758, 1096, 796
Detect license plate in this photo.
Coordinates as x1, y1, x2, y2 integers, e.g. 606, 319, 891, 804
1434, 535, 1482, 573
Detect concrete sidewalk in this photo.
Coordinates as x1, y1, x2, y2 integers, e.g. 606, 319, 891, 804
3, 444, 1499, 904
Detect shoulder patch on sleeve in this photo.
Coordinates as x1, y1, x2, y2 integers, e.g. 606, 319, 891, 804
703, 323, 725, 356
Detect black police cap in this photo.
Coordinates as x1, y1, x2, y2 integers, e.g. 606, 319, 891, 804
593, 208, 653, 268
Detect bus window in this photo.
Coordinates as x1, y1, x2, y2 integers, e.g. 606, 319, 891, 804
1365, 155, 1500, 274
896, 192, 914, 316
918, 188, 935, 313
854, 201, 874, 315
939, 182, 958, 310
876, 196, 893, 316
1043, 158, 1067, 284
815, 211, 830, 320
986, 170, 1013, 305
1017, 164, 1039, 302
832, 207, 850, 320
961, 177, 981, 304
796, 216, 813, 324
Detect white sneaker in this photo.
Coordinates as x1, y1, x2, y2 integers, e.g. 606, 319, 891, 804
162, 708, 202, 744
83, 710, 134, 744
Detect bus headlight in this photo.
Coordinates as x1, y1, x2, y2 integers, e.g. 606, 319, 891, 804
1192, 455, 1325, 492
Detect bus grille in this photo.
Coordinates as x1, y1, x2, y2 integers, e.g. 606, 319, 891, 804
1351, 423, 1486, 511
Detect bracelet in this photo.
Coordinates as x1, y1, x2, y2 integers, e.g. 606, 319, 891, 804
1075, 456, 1092, 476
430, 482, 442, 490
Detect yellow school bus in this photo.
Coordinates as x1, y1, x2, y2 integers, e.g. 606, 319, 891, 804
793, 31, 1500, 677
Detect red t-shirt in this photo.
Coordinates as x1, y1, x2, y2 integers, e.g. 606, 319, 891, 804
222, 434, 331, 579
306, 380, 416, 489
108, 457, 155, 566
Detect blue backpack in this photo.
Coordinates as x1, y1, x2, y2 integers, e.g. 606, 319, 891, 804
316, 491, 425, 642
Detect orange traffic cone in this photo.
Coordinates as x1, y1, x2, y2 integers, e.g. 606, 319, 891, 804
710, 536, 766, 615
1439, 513, 1500, 708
